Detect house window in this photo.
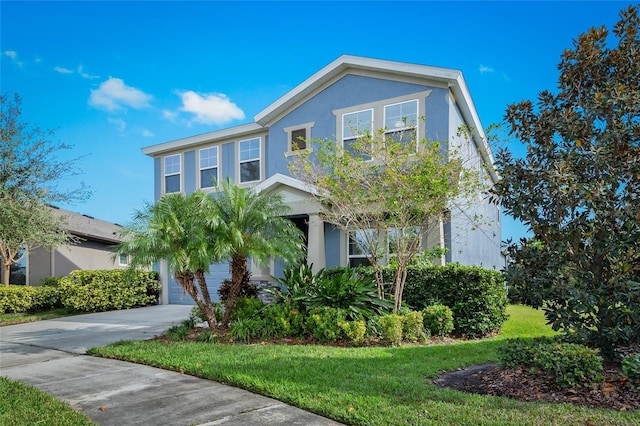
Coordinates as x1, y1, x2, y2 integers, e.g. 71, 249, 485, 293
239, 137, 261, 183
118, 254, 129, 266
291, 128, 307, 151
342, 109, 373, 160
164, 154, 181, 193
284, 122, 314, 156
348, 229, 376, 268
384, 100, 418, 148
199, 146, 219, 189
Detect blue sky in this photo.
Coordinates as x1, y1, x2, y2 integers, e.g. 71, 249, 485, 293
1, 1, 630, 242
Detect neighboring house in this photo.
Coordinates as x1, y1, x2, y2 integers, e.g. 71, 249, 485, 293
0, 206, 128, 286
142, 55, 503, 305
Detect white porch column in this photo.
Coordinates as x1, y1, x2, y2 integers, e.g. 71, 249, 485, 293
307, 213, 326, 273
159, 259, 169, 305
425, 219, 446, 266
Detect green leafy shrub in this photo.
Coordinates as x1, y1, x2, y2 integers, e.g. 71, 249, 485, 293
498, 337, 557, 367
30, 285, 62, 311
394, 263, 507, 337
422, 304, 454, 337
304, 307, 346, 342
58, 270, 160, 312
267, 264, 324, 313
535, 343, 604, 389
622, 353, 640, 391
230, 297, 264, 321
379, 314, 404, 346
340, 320, 366, 345
40, 276, 62, 287
259, 303, 295, 339
403, 311, 428, 343
307, 267, 393, 321
498, 338, 603, 389
0, 285, 36, 313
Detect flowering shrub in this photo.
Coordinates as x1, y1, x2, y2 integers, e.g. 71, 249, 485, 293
422, 304, 454, 337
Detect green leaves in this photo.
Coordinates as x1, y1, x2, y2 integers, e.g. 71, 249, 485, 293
493, 5, 640, 355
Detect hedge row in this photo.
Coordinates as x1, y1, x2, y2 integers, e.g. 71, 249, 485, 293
0, 270, 160, 313
382, 263, 508, 337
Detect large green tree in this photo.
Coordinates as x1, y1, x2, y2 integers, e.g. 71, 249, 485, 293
117, 191, 221, 329
493, 5, 640, 356
289, 124, 486, 312
210, 179, 305, 324
0, 94, 90, 285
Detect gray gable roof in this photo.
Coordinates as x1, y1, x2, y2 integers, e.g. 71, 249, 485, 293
50, 206, 124, 244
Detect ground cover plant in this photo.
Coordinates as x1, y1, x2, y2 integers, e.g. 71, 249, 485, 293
0, 377, 94, 426
90, 305, 640, 425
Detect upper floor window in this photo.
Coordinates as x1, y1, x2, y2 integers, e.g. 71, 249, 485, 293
285, 122, 314, 156
384, 100, 418, 148
239, 137, 261, 183
342, 109, 373, 160
164, 154, 181, 193
199, 146, 219, 189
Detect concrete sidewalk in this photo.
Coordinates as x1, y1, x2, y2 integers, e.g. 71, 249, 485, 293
0, 305, 342, 425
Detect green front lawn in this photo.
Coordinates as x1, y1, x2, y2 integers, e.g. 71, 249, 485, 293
89, 305, 639, 425
0, 377, 94, 426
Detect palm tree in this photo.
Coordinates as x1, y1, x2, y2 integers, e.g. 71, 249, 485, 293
210, 179, 305, 324
116, 191, 221, 329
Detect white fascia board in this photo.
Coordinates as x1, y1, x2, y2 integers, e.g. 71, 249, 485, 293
141, 123, 264, 156
255, 55, 462, 126
448, 75, 500, 183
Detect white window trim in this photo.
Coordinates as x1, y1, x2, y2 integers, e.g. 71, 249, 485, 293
163, 153, 182, 194
118, 254, 129, 267
238, 137, 262, 184
198, 146, 220, 190
284, 122, 315, 157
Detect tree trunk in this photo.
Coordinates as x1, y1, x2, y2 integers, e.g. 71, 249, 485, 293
175, 270, 216, 330
194, 270, 217, 330
223, 256, 247, 324
2, 262, 10, 286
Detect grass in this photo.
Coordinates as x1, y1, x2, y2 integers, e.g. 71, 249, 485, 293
0, 377, 95, 426
89, 305, 639, 425
0, 307, 81, 326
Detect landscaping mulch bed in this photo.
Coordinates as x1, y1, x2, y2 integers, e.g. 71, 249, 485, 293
434, 362, 640, 411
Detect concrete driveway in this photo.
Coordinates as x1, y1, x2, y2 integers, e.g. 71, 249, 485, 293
0, 305, 342, 425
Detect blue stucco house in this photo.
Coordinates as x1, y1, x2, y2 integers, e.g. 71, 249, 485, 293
142, 55, 503, 305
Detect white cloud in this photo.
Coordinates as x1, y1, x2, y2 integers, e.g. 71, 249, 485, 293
4, 50, 23, 66
162, 109, 178, 122
108, 117, 127, 132
141, 129, 155, 138
54, 66, 74, 74
479, 64, 494, 74
77, 65, 99, 79
179, 91, 244, 125
89, 77, 152, 111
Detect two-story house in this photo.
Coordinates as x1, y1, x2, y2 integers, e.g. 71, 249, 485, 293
142, 55, 503, 305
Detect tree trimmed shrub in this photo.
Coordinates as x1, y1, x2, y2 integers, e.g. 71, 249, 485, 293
396, 264, 507, 337
498, 338, 604, 389
622, 354, 640, 391
422, 304, 454, 337
58, 270, 159, 312
0, 285, 36, 313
